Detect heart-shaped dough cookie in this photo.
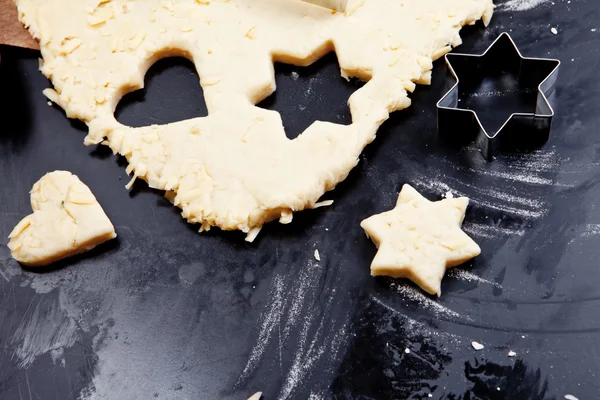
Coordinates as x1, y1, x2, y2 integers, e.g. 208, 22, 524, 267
8, 171, 117, 267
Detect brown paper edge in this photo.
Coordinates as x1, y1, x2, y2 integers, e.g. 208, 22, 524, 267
0, 0, 40, 50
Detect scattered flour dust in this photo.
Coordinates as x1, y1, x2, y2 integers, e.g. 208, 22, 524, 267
467, 149, 561, 183
238, 275, 285, 382
498, 0, 552, 11
474, 168, 553, 186
410, 174, 547, 219
238, 259, 349, 399
581, 224, 600, 237
462, 222, 525, 239
569, 223, 600, 245
388, 281, 467, 320
409, 149, 565, 222
412, 173, 548, 219
370, 296, 464, 344
279, 311, 347, 399
447, 268, 502, 289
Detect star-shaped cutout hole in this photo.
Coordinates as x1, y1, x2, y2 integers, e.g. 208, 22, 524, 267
360, 185, 480, 296
258, 52, 364, 139
437, 33, 560, 160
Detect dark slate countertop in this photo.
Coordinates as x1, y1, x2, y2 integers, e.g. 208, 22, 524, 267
1, 1, 599, 399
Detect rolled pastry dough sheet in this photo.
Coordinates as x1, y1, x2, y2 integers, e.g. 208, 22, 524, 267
302, 0, 348, 12
14, 0, 493, 238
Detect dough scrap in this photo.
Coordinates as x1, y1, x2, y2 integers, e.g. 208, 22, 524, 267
360, 184, 480, 296
247, 392, 262, 400
8, 171, 117, 267
14, 0, 493, 237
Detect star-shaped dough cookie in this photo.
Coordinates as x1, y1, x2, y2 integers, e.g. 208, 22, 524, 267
8, 171, 117, 267
360, 184, 480, 296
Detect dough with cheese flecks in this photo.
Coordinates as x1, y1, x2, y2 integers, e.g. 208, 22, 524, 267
361, 184, 480, 296
14, 0, 493, 239
8, 171, 117, 267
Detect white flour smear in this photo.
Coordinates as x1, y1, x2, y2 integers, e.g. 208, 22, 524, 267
470, 196, 546, 219
433, 147, 564, 193
472, 168, 553, 186
238, 276, 285, 382
28, 267, 78, 294
238, 260, 350, 399
447, 269, 502, 289
0, 257, 21, 283
504, 150, 561, 173
11, 297, 78, 368
426, 149, 573, 209
370, 296, 464, 344
388, 281, 467, 320
283, 269, 311, 338
409, 150, 563, 220
441, 151, 559, 186
581, 224, 600, 237
498, 0, 551, 12
411, 175, 547, 219
480, 150, 569, 186
279, 308, 348, 399
481, 187, 542, 209
5, 230, 258, 400
463, 222, 525, 239
444, 175, 547, 216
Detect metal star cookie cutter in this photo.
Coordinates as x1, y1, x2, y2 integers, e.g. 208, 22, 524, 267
437, 32, 560, 160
